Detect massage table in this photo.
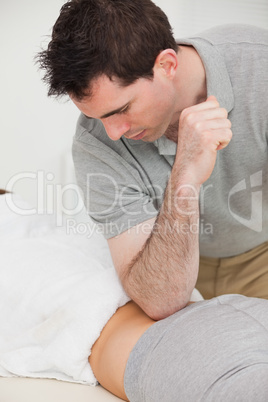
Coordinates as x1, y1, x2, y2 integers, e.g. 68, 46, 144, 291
0, 377, 124, 401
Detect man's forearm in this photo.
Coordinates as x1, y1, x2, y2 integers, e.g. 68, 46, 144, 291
122, 169, 201, 320
121, 97, 232, 320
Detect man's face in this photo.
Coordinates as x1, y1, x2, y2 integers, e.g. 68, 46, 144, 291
71, 73, 178, 142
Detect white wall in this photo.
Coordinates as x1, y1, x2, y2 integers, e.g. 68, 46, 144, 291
0, 0, 267, 213
155, 0, 268, 38
0, 0, 79, 210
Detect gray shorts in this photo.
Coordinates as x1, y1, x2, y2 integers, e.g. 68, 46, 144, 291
124, 295, 268, 402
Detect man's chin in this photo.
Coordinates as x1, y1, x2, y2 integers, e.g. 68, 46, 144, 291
141, 131, 165, 143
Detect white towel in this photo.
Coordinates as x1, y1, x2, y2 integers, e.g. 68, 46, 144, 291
0, 194, 130, 385
0, 193, 203, 385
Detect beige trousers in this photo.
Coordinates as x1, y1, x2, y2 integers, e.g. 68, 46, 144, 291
197, 241, 268, 300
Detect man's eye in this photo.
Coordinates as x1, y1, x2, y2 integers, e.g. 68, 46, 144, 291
118, 105, 129, 115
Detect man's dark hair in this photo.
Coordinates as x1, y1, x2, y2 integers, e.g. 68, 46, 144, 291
37, 0, 178, 100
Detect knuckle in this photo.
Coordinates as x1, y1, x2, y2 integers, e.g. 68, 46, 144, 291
193, 120, 202, 131
180, 108, 188, 120
220, 108, 228, 118
182, 111, 195, 126
225, 119, 232, 129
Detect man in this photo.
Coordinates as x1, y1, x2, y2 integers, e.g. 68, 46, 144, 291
38, 0, 268, 319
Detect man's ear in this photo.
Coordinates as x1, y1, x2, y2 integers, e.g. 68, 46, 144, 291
153, 49, 178, 79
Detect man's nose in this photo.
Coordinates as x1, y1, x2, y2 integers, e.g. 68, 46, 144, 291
101, 118, 131, 141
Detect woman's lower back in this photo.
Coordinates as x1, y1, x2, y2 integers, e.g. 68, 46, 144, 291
89, 301, 155, 400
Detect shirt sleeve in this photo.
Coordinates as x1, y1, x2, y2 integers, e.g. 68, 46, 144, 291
72, 123, 158, 239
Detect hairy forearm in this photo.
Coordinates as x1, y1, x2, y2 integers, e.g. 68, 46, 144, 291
122, 168, 201, 320
118, 97, 232, 319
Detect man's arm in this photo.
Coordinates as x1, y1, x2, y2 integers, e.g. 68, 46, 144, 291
108, 96, 232, 320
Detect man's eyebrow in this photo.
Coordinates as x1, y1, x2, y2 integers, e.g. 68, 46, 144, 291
100, 103, 129, 119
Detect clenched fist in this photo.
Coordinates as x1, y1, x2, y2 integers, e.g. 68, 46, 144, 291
175, 95, 232, 187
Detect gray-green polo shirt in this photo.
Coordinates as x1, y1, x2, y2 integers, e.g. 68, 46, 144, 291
73, 24, 268, 258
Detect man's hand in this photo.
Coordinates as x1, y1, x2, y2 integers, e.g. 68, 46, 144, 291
175, 96, 232, 186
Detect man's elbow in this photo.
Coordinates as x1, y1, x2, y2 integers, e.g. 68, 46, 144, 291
141, 297, 190, 321
120, 268, 195, 320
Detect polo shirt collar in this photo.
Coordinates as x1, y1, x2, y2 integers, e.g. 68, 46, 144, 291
153, 136, 177, 156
